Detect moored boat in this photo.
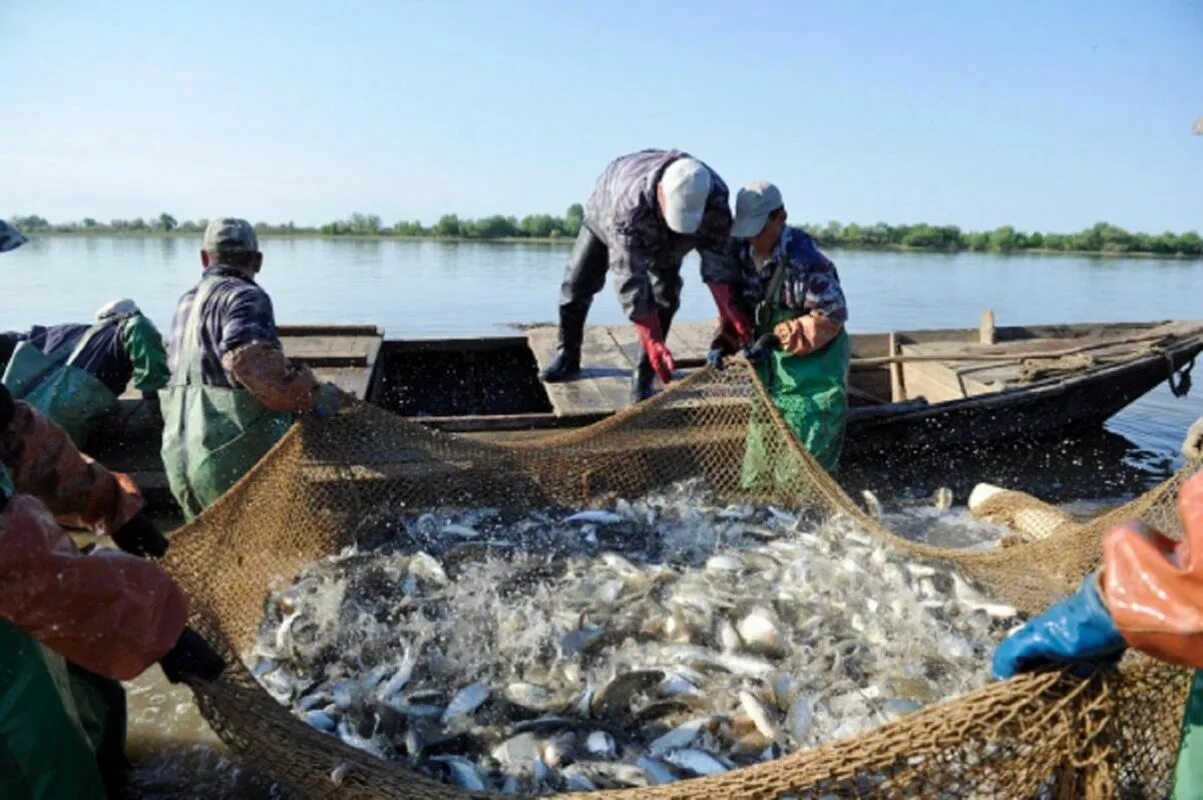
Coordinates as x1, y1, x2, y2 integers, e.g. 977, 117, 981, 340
87, 317, 1203, 506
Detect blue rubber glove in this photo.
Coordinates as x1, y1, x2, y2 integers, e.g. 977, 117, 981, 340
312, 383, 343, 420
707, 347, 726, 370
743, 333, 780, 365
992, 573, 1127, 680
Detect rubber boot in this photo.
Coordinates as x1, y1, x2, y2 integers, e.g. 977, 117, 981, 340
629, 307, 674, 403
630, 358, 655, 403
540, 308, 585, 383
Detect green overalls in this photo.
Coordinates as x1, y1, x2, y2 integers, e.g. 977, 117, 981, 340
741, 257, 851, 488
0, 470, 125, 799
159, 274, 293, 520
1174, 671, 1203, 798
1, 323, 121, 447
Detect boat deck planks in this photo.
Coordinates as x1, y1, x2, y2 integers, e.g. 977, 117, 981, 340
527, 322, 718, 417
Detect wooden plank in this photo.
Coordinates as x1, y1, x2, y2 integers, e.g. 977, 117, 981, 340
525, 326, 618, 416
888, 332, 905, 402
979, 309, 996, 345
666, 322, 714, 361
277, 324, 381, 337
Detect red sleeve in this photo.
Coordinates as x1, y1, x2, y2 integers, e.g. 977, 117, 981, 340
1102, 470, 1203, 668
0, 402, 142, 534
0, 495, 188, 680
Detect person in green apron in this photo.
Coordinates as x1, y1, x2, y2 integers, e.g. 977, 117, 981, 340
1, 299, 170, 448
709, 181, 850, 482
162, 217, 341, 519
994, 425, 1203, 798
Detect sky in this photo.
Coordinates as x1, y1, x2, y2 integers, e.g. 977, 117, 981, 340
1, 1, 1201, 233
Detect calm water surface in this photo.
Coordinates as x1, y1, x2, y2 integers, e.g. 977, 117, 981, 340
9, 235, 1202, 459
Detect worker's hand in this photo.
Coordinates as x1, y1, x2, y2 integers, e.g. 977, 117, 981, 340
312, 382, 343, 420
743, 333, 781, 364
707, 347, 726, 370
992, 573, 1126, 680
160, 628, 226, 684
632, 313, 676, 384
1184, 417, 1203, 461
112, 510, 169, 558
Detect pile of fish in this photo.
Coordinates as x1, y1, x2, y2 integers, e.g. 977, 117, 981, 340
250, 480, 1017, 794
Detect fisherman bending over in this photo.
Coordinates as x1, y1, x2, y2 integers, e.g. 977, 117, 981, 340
161, 218, 341, 519
540, 149, 752, 402
0, 299, 170, 448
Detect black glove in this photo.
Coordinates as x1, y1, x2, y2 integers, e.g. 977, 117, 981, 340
707, 347, 726, 370
160, 628, 226, 684
112, 510, 169, 558
744, 333, 781, 364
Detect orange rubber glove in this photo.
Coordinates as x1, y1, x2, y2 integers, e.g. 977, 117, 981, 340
1102, 470, 1203, 668
773, 312, 844, 357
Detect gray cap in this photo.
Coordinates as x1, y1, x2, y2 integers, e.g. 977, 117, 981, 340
0, 220, 28, 254
731, 181, 784, 238
203, 217, 259, 255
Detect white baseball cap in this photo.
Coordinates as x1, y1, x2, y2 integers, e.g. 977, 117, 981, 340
659, 158, 711, 234
731, 181, 784, 238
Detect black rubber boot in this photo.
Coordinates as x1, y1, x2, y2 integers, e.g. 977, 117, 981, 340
540, 350, 581, 382
540, 307, 586, 382
630, 358, 655, 403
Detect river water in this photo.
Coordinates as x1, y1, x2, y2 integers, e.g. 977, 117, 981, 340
6, 235, 1203, 795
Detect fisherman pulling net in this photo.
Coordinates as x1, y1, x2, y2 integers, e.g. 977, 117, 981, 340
162, 362, 1197, 798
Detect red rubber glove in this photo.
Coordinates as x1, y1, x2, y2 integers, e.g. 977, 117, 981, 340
706, 283, 754, 348
631, 313, 676, 384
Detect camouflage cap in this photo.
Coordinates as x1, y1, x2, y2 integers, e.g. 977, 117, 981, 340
203, 217, 259, 255
0, 219, 28, 254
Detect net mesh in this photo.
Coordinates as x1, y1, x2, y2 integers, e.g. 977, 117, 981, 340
162, 363, 1197, 798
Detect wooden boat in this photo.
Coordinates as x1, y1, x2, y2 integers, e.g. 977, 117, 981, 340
89, 317, 1203, 504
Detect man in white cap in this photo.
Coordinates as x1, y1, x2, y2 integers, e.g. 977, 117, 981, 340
716, 181, 850, 476
540, 149, 753, 401
1, 298, 171, 447
161, 217, 341, 518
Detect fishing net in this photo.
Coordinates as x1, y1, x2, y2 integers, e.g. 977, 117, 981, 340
162, 362, 1198, 798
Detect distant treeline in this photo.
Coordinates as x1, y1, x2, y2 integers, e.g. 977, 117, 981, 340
9, 212, 1203, 256
7, 206, 587, 241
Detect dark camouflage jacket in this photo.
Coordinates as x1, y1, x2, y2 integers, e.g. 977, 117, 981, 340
585, 149, 740, 319
737, 227, 848, 324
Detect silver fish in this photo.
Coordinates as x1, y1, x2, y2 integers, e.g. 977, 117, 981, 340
564, 510, 625, 525
665, 748, 728, 776
442, 681, 489, 723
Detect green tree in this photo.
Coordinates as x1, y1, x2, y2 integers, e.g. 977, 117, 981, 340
988, 226, 1018, 253
563, 203, 584, 237
519, 214, 559, 238
81, 217, 98, 229
349, 213, 382, 236
393, 220, 426, 236
433, 214, 463, 237
157, 212, 177, 232
1177, 231, 1203, 256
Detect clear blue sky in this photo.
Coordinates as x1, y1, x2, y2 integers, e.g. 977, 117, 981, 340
2, 1, 1200, 232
